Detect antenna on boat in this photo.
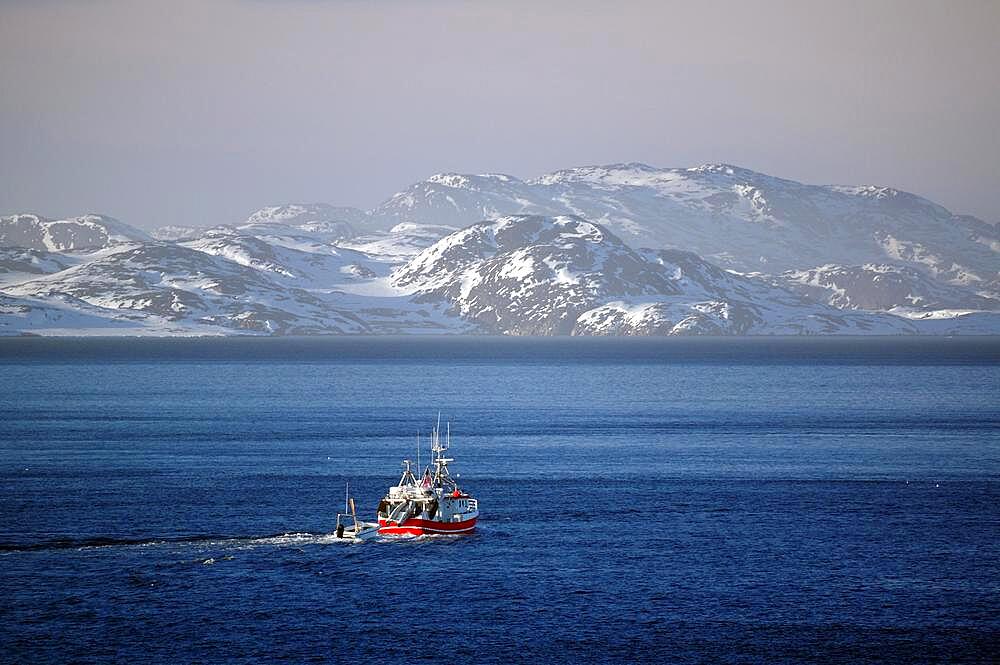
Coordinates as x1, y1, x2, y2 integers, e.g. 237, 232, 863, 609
447, 421, 451, 450
345, 481, 349, 514
417, 431, 420, 472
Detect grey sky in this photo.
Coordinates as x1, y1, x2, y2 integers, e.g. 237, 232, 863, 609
1, 0, 998, 229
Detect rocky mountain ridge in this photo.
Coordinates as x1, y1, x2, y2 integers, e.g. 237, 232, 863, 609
371, 163, 998, 293
393, 216, 920, 336
2, 162, 997, 336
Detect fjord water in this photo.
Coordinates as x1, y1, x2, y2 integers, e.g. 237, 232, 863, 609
1, 337, 998, 664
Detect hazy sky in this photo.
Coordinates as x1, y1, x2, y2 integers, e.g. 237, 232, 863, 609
1, 0, 998, 229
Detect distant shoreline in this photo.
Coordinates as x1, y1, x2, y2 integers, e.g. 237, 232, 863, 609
3, 334, 998, 365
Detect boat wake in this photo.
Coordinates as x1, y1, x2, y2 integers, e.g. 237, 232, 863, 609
0, 531, 357, 553
0, 529, 473, 554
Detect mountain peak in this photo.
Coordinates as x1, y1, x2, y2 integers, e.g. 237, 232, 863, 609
532, 162, 661, 186
390, 214, 680, 334
245, 203, 366, 227
425, 172, 523, 189
688, 162, 753, 176
0, 212, 149, 251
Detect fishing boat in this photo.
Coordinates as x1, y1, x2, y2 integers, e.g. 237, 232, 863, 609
376, 418, 479, 536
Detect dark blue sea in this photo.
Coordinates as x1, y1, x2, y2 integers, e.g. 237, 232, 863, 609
1, 337, 999, 664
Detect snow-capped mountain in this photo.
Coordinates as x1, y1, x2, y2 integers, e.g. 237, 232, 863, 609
242, 203, 365, 240
3, 242, 356, 334
1, 162, 997, 336
392, 215, 918, 335
0, 213, 150, 251
152, 203, 363, 245
244, 203, 368, 229
392, 215, 677, 335
0, 239, 460, 336
177, 229, 387, 286
371, 163, 999, 298
148, 203, 367, 246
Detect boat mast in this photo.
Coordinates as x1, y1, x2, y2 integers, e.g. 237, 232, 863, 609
430, 416, 456, 490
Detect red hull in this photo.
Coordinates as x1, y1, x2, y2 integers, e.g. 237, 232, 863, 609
378, 516, 477, 535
